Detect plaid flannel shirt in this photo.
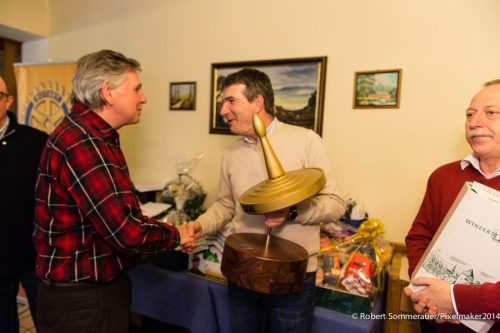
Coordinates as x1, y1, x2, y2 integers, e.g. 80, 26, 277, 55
33, 102, 179, 282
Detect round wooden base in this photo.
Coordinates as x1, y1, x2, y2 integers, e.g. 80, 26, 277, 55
221, 233, 309, 294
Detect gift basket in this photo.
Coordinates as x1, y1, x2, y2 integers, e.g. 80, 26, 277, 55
152, 152, 207, 271
316, 218, 393, 314
160, 152, 207, 225
340, 194, 368, 228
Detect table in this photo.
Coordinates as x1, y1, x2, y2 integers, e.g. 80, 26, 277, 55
130, 262, 386, 333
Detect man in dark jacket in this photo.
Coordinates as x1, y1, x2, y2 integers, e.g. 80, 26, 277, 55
0, 75, 48, 333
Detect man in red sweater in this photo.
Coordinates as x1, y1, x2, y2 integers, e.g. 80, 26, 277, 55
405, 79, 500, 333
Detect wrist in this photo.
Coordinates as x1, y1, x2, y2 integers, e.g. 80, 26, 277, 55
288, 205, 298, 221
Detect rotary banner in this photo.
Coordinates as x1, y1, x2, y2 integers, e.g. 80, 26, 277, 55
14, 62, 76, 134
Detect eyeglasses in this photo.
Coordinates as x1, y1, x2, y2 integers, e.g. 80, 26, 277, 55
0, 92, 9, 99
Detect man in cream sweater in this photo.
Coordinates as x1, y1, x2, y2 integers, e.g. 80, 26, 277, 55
194, 68, 345, 333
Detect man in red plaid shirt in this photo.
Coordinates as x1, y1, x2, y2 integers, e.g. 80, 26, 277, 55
33, 50, 201, 333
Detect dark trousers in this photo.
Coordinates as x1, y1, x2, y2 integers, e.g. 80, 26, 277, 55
36, 274, 131, 333
420, 319, 442, 333
0, 268, 39, 333
228, 272, 317, 333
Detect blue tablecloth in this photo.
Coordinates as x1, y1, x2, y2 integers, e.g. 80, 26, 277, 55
130, 262, 385, 333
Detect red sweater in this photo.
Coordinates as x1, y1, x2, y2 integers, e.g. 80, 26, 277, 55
406, 160, 500, 332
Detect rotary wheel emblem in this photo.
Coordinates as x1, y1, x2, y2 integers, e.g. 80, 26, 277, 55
19, 81, 72, 134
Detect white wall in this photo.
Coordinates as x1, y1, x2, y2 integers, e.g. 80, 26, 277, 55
22, 39, 50, 63
16, 0, 500, 243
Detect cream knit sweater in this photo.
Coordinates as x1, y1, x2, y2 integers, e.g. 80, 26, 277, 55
197, 121, 345, 272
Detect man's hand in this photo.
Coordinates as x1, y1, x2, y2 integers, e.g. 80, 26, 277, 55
176, 221, 202, 253
403, 277, 460, 325
264, 207, 290, 228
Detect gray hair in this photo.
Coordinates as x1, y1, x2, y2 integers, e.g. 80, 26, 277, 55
71, 50, 141, 110
484, 79, 500, 87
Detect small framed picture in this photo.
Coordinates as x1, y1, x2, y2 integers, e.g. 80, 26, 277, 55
169, 82, 196, 111
353, 69, 402, 108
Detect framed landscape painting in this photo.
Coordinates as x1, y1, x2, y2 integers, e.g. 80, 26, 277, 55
170, 82, 196, 111
210, 57, 327, 135
353, 69, 402, 108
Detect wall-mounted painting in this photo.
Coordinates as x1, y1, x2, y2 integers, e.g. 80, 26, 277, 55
353, 69, 402, 108
210, 57, 327, 136
170, 82, 196, 111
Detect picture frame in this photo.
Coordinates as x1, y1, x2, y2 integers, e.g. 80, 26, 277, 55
169, 82, 196, 111
353, 69, 402, 108
210, 57, 327, 136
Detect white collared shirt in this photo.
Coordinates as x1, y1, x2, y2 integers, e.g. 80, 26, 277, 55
460, 153, 500, 179
243, 117, 279, 144
0, 116, 10, 140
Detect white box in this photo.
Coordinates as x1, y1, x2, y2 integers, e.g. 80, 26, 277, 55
410, 181, 500, 333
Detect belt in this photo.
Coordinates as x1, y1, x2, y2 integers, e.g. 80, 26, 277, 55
40, 279, 89, 290
40, 273, 128, 290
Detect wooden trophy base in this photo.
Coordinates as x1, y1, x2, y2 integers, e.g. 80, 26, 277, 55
221, 233, 309, 294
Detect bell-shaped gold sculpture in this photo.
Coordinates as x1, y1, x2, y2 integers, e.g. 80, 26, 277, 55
221, 113, 326, 294
239, 114, 326, 215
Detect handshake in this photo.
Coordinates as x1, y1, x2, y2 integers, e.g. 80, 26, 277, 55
176, 221, 202, 253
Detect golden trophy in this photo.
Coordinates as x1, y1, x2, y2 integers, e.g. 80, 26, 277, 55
221, 114, 326, 294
